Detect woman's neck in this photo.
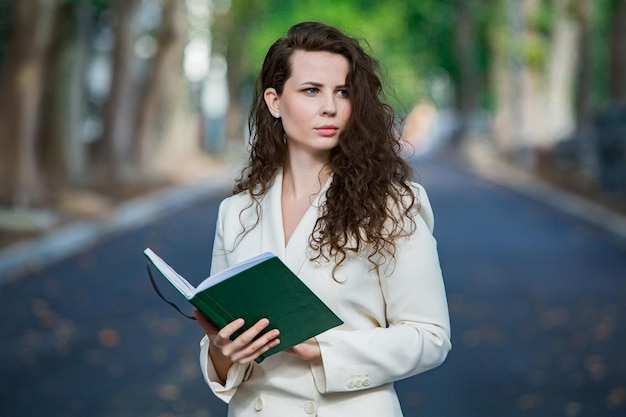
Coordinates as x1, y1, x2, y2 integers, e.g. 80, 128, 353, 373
282, 154, 331, 200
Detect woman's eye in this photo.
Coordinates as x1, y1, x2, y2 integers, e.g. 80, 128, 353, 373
337, 89, 349, 97
304, 88, 318, 94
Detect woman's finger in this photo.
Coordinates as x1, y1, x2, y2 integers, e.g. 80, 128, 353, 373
236, 337, 281, 364
214, 318, 247, 347
198, 315, 281, 363
245, 327, 280, 353
228, 319, 280, 362
229, 318, 270, 347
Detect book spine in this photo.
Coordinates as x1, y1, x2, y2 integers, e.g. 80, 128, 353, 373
190, 297, 230, 329
193, 294, 250, 343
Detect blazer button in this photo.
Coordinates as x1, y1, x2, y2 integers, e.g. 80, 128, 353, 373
254, 396, 264, 411
355, 379, 363, 388
304, 400, 317, 414
347, 379, 355, 389
362, 377, 370, 387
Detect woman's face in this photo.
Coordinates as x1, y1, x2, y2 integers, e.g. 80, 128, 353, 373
265, 50, 352, 159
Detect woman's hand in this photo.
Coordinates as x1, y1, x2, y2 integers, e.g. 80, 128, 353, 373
284, 338, 321, 361
194, 310, 281, 382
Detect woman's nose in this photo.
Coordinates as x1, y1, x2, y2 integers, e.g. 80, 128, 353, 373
320, 94, 337, 116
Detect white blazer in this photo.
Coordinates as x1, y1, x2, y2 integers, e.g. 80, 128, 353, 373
199, 170, 451, 417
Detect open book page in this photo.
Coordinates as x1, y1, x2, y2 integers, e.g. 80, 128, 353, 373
195, 252, 275, 293
144, 249, 196, 299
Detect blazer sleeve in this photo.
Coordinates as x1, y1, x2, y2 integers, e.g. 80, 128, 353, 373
198, 199, 253, 403
310, 185, 452, 393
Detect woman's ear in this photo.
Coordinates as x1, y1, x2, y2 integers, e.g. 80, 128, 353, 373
264, 88, 280, 118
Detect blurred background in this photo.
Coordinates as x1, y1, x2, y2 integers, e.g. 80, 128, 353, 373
1, 1, 626, 417
1, 0, 625, 238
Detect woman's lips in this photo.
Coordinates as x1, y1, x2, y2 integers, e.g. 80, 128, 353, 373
315, 125, 339, 136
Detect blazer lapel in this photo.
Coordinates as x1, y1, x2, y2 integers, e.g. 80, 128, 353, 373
260, 169, 287, 260
284, 175, 332, 274
259, 169, 333, 274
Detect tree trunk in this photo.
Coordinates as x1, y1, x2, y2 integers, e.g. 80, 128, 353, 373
574, 0, 593, 130
493, 0, 529, 157
152, 2, 210, 180
609, 0, 626, 104
134, 0, 187, 174
0, 0, 58, 206
542, 0, 579, 143
515, 0, 578, 163
96, 0, 140, 185
455, 0, 481, 138
490, 0, 515, 151
42, 2, 93, 188
217, 2, 266, 143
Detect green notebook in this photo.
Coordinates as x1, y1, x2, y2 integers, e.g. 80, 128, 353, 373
144, 248, 343, 363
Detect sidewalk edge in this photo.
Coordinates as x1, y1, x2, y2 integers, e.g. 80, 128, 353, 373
0, 173, 234, 285
462, 145, 626, 249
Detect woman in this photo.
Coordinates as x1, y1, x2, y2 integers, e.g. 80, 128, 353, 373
193, 21, 451, 416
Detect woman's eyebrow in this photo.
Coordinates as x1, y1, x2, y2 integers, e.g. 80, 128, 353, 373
298, 81, 324, 87
298, 81, 348, 89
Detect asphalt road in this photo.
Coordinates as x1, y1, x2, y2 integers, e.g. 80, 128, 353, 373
1, 156, 625, 417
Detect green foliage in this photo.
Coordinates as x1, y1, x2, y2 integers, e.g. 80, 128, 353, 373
524, 0, 555, 72
227, 0, 616, 114
590, 0, 613, 107
523, 35, 548, 72
528, 0, 554, 37
610, 0, 626, 13
227, 0, 459, 110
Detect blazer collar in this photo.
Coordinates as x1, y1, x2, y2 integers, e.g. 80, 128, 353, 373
260, 168, 332, 274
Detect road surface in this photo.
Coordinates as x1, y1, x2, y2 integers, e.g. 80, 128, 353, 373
1, 155, 625, 417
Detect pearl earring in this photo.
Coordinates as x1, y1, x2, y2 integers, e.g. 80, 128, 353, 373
274, 112, 280, 118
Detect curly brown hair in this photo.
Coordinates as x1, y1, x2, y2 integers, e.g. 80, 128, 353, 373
235, 21, 417, 273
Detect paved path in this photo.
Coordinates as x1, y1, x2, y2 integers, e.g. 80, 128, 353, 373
402, 156, 626, 417
1, 155, 625, 417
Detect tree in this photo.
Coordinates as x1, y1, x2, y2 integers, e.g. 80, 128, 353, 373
211, 0, 268, 142
134, 0, 188, 172
574, 0, 593, 131
41, 1, 95, 188
94, 0, 141, 185
609, 0, 626, 104
454, 0, 482, 135
488, 0, 592, 161
2, 0, 620, 212
0, 0, 58, 206
543, 0, 579, 143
